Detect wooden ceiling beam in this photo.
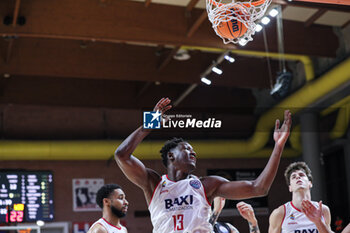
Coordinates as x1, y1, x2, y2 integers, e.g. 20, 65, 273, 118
157, 46, 181, 71
186, 0, 200, 12
5, 0, 21, 63
136, 82, 152, 99
0, 0, 227, 49
243, 19, 338, 57
187, 11, 208, 38
342, 19, 350, 29
0, 39, 277, 88
304, 8, 327, 27
0, 75, 256, 110
145, 0, 152, 8
288, 1, 350, 12
12, 0, 21, 27
0, 0, 339, 56
5, 39, 14, 63
292, 0, 350, 6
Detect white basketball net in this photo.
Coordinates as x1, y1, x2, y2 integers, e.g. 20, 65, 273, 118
206, 0, 272, 44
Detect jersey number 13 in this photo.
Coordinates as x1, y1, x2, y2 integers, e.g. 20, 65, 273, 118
172, 214, 184, 231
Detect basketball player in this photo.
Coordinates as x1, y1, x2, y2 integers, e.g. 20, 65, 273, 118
210, 197, 260, 233
115, 97, 291, 233
269, 161, 332, 233
88, 184, 128, 233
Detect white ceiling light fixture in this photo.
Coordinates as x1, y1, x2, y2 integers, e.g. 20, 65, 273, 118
224, 55, 235, 63
255, 24, 263, 32
173, 49, 191, 61
269, 8, 279, 17
201, 77, 212, 85
212, 67, 223, 75
261, 16, 271, 25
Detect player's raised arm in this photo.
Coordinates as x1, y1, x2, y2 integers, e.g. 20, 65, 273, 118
249, 109, 292, 195
203, 110, 292, 201
268, 206, 284, 233
114, 98, 172, 200
237, 201, 260, 233
209, 197, 226, 225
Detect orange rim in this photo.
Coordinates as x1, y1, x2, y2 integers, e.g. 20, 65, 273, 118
208, 0, 223, 7
208, 0, 267, 7
246, 0, 267, 6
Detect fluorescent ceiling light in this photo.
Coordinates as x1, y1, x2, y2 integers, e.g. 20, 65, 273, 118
224, 55, 235, 63
255, 24, 263, 32
201, 77, 212, 85
261, 16, 271, 25
269, 8, 279, 17
212, 67, 223, 75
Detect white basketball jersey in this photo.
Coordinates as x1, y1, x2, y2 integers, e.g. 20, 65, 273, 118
281, 201, 324, 233
89, 218, 127, 233
148, 175, 212, 233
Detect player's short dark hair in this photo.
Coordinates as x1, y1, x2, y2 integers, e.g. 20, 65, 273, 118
284, 161, 313, 186
160, 138, 185, 167
96, 184, 122, 208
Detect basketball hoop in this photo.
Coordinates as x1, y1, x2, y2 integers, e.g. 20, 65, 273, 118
206, 0, 272, 44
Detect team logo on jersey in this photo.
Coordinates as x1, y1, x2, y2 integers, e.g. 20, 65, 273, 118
160, 180, 168, 194
161, 180, 166, 187
287, 214, 298, 225
189, 180, 201, 189
164, 195, 194, 211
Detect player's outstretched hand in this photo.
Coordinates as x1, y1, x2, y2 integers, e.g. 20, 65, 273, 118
153, 97, 172, 122
273, 110, 292, 146
301, 200, 323, 224
237, 201, 257, 225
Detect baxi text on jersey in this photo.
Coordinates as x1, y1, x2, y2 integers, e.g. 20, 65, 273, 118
165, 195, 194, 209
162, 118, 222, 128
294, 230, 318, 233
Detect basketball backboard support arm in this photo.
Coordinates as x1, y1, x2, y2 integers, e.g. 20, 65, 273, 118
292, 0, 350, 5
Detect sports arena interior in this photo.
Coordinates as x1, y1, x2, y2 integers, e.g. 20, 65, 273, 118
0, 0, 349, 232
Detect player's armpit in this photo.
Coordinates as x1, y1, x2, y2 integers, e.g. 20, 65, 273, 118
200, 175, 229, 202
115, 127, 153, 185
115, 150, 160, 204
116, 153, 152, 187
